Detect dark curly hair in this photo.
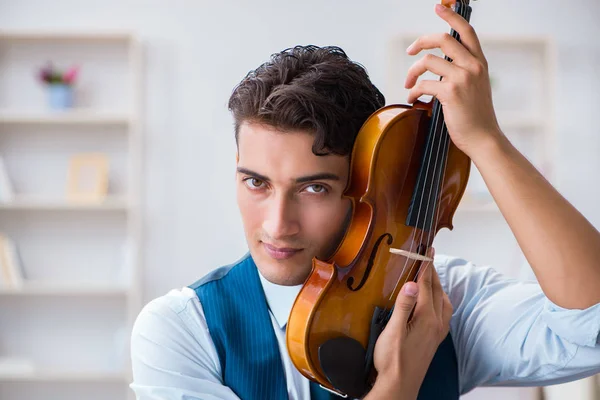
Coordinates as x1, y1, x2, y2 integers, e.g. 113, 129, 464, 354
227, 45, 385, 156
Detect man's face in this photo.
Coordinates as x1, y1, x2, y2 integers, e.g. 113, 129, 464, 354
236, 121, 352, 286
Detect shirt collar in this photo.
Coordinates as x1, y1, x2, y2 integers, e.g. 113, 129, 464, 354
257, 269, 303, 329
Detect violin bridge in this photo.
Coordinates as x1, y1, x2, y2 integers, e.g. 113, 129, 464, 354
389, 248, 433, 262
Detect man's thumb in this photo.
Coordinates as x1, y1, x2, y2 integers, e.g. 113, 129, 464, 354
392, 282, 419, 326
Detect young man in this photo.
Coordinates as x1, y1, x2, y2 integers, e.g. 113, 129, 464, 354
130, 4, 600, 400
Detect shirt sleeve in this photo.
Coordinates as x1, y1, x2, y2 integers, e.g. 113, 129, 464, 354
435, 255, 600, 395
129, 289, 241, 400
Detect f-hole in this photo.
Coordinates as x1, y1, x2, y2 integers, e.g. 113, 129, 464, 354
347, 233, 393, 292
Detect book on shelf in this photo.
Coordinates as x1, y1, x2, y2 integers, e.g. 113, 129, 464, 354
0, 155, 14, 203
0, 233, 25, 289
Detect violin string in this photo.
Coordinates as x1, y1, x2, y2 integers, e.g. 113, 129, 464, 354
383, 56, 447, 313
401, 96, 447, 293
385, 1, 467, 319
426, 72, 459, 259
427, 2, 469, 254
387, 81, 446, 304
411, 0, 467, 291
426, 98, 452, 255
383, 31, 449, 314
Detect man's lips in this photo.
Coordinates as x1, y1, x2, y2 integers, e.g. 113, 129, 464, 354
263, 243, 302, 252
262, 242, 303, 259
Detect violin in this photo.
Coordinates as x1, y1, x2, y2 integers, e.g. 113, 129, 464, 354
286, 0, 473, 397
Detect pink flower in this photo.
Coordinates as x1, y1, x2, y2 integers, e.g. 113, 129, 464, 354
63, 65, 79, 85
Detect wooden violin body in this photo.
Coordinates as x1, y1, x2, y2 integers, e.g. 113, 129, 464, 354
286, 101, 471, 397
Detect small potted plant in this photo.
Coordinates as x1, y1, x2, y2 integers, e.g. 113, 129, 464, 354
37, 62, 80, 110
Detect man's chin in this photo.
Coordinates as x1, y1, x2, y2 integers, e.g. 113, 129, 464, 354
253, 251, 312, 286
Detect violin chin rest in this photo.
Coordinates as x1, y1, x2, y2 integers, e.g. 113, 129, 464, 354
318, 336, 369, 398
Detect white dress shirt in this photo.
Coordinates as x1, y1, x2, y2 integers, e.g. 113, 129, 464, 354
130, 254, 600, 399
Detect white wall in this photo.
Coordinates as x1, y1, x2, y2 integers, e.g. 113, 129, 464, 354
1, 0, 598, 398
2, 0, 597, 299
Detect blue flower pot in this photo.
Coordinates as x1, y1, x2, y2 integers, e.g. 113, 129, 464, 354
48, 84, 73, 110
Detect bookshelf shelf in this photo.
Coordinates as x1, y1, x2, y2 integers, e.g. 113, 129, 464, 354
0, 196, 129, 211
0, 30, 134, 43
0, 110, 132, 126
0, 370, 131, 383
0, 282, 129, 296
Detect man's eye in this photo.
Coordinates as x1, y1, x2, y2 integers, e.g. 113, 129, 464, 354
305, 184, 326, 194
244, 178, 264, 189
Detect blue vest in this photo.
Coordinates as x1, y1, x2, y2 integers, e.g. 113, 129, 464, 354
190, 253, 460, 400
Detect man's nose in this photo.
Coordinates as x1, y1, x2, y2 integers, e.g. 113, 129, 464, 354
262, 193, 300, 240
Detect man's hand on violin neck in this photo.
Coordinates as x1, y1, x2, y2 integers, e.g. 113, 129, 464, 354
405, 3, 504, 160
365, 248, 452, 400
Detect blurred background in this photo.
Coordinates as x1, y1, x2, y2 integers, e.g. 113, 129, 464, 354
0, 0, 598, 399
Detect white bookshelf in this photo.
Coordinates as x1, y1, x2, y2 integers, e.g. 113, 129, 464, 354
0, 31, 143, 400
